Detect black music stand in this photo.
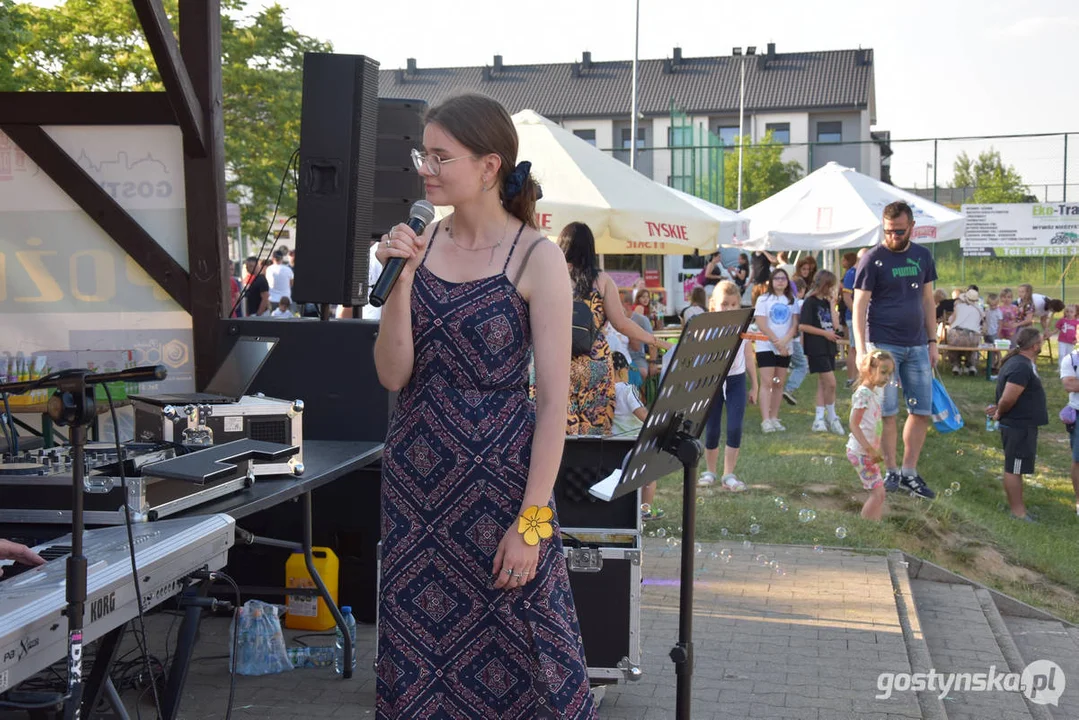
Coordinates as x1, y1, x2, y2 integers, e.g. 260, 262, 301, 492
590, 309, 752, 720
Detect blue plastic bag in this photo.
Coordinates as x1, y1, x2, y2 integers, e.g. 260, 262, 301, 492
931, 375, 964, 434
230, 600, 293, 675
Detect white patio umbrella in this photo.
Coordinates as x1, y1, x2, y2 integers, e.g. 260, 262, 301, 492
449, 110, 737, 255
732, 162, 965, 252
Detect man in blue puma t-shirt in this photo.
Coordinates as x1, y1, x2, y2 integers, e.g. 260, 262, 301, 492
853, 201, 939, 499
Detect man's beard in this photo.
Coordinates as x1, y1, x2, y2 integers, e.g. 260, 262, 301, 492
885, 234, 911, 252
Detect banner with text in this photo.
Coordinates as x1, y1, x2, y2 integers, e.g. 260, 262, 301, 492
0, 126, 195, 393
961, 203, 1079, 257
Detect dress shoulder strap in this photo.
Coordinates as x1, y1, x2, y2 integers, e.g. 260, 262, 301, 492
510, 236, 549, 287
501, 222, 528, 273
421, 221, 441, 263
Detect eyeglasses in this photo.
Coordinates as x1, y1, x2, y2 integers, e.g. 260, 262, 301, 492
410, 148, 475, 176
883, 228, 909, 236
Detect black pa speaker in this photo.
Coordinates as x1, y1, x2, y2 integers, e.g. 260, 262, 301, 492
293, 52, 379, 306
373, 98, 426, 235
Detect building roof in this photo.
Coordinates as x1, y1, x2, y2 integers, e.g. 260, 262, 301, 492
378, 47, 875, 120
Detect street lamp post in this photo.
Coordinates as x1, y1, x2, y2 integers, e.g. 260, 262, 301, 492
925, 162, 933, 192
736, 52, 746, 210
630, 0, 640, 170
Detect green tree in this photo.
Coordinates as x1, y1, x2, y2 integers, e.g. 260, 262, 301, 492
723, 131, 803, 209
951, 148, 1031, 204
4, 0, 329, 238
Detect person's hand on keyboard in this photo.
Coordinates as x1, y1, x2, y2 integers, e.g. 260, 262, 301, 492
0, 539, 45, 577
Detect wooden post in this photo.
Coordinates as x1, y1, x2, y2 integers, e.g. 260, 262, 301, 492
179, 0, 228, 390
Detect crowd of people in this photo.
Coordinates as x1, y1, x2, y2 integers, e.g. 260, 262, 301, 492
235, 246, 297, 317
560, 199, 1079, 527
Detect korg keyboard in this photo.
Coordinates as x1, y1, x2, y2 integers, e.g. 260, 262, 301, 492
0, 514, 235, 692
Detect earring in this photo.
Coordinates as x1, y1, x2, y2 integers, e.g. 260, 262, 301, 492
481, 176, 489, 192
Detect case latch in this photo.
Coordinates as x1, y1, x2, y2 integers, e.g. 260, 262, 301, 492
566, 547, 603, 573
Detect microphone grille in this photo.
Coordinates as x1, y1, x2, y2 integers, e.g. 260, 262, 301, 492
410, 200, 436, 226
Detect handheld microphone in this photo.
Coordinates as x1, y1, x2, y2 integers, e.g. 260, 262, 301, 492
368, 200, 437, 308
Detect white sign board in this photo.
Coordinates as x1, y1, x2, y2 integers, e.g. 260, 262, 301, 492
961, 203, 1079, 257
0, 126, 195, 393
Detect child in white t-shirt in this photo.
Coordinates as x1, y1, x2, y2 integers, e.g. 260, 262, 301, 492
271, 297, 294, 318
846, 349, 895, 521
612, 352, 664, 521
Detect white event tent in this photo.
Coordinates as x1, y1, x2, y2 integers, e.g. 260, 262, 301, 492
434, 110, 741, 255
732, 162, 965, 252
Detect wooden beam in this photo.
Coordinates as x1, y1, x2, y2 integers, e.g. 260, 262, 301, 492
179, 0, 229, 390
0, 124, 192, 311
132, 0, 207, 157
0, 92, 177, 125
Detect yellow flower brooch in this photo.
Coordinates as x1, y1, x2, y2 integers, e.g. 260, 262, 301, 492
517, 506, 554, 546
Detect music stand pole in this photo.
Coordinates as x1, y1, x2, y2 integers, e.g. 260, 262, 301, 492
670, 429, 703, 719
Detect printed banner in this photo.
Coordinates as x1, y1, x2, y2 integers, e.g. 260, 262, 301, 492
1, 126, 195, 392
961, 203, 1079, 257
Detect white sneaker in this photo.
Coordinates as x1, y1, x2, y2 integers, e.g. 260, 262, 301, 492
773, 419, 787, 432
811, 418, 828, 432
829, 417, 845, 436
697, 471, 716, 487
761, 419, 777, 433
721, 474, 747, 492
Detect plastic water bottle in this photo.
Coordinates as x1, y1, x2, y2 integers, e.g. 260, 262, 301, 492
986, 413, 995, 432
334, 606, 357, 674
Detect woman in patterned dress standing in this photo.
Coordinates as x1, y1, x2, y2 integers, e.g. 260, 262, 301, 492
560, 222, 671, 435
372, 94, 597, 719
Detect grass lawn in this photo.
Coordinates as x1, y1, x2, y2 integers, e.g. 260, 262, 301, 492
645, 342, 1079, 623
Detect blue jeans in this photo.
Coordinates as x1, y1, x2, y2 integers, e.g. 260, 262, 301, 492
868, 342, 933, 417
784, 339, 808, 393
704, 373, 747, 450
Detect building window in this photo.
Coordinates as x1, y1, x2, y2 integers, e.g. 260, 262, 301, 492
668, 126, 693, 147
717, 126, 740, 147
765, 122, 790, 144
817, 121, 842, 143
621, 127, 645, 149
573, 128, 596, 146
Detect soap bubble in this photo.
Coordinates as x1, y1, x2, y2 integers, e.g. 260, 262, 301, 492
773, 496, 784, 506
656, 527, 667, 538
944, 489, 953, 497
911, 283, 920, 289
824, 457, 834, 466
811, 457, 821, 465
798, 508, 817, 523
779, 502, 789, 512
774, 565, 785, 576
950, 481, 961, 491
835, 526, 848, 539
694, 542, 702, 555
908, 397, 918, 407
772, 376, 781, 384
813, 545, 824, 553
696, 496, 705, 505
956, 449, 964, 456
648, 530, 656, 537
720, 527, 729, 537
874, 260, 883, 267
720, 548, 732, 562
641, 503, 651, 514
743, 540, 753, 549
801, 493, 809, 500
750, 516, 757, 522
709, 551, 718, 559
749, 524, 761, 535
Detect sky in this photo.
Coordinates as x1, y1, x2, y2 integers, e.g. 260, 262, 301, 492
255, 0, 1078, 196
27, 0, 1079, 196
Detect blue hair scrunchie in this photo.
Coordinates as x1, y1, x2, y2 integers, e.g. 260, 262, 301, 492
503, 161, 532, 201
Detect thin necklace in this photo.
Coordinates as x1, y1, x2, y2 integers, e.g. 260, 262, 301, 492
447, 216, 509, 267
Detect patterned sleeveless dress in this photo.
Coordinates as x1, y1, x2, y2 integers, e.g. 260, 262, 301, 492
377, 221, 597, 720
567, 287, 615, 435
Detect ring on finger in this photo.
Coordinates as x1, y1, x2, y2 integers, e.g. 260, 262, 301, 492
504, 569, 514, 577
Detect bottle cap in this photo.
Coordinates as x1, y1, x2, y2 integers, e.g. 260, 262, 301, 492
341, 605, 351, 614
